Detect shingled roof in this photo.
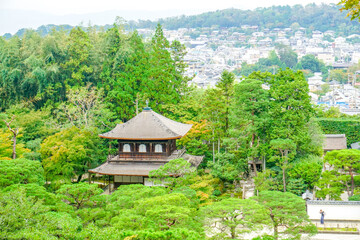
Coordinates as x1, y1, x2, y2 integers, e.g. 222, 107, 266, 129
99, 108, 192, 140
323, 134, 347, 151
89, 162, 164, 176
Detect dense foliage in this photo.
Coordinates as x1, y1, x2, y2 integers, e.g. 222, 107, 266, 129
0, 159, 317, 239
0, 24, 188, 120
317, 118, 360, 146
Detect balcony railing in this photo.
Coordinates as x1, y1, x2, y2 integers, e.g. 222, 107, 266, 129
107, 148, 186, 162
108, 152, 168, 162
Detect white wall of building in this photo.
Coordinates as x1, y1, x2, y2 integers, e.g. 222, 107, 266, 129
307, 201, 360, 221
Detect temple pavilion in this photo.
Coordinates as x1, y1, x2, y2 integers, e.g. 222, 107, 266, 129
89, 107, 203, 191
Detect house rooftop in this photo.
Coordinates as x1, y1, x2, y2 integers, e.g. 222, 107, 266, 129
323, 134, 347, 151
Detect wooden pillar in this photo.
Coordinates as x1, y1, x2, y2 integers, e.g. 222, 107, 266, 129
118, 140, 121, 155
109, 175, 111, 193
149, 142, 153, 158
166, 140, 170, 155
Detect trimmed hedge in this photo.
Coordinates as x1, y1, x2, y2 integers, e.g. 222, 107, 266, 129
317, 118, 360, 147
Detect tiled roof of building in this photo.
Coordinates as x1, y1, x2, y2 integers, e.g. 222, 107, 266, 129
89, 162, 164, 176
99, 108, 192, 140
89, 154, 204, 176
323, 134, 347, 151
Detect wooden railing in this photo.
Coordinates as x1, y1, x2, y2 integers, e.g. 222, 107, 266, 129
107, 148, 186, 162
108, 152, 168, 162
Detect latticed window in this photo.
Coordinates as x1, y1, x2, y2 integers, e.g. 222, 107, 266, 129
139, 144, 147, 152
155, 144, 163, 152
123, 144, 131, 152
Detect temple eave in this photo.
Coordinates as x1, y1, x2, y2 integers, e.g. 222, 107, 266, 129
98, 135, 182, 140
89, 162, 164, 176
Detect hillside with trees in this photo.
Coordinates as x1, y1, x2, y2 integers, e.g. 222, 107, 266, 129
150, 4, 359, 33
5, 3, 360, 38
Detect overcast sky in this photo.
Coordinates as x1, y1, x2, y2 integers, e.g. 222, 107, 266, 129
0, 0, 339, 34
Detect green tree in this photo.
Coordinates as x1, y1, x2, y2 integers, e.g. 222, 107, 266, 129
170, 40, 189, 85
216, 70, 235, 133
177, 120, 211, 158
297, 54, 326, 73
253, 191, 317, 240
268, 69, 316, 155
324, 149, 360, 197
56, 84, 115, 130
254, 169, 277, 192
0, 189, 82, 239
208, 152, 243, 183
104, 29, 149, 121
62, 27, 93, 87
0, 189, 48, 239
2, 183, 59, 206
276, 44, 298, 68
0, 129, 29, 160
316, 170, 345, 200
288, 155, 323, 189
339, 0, 360, 21
0, 158, 45, 188
203, 88, 226, 154
108, 189, 204, 238
147, 24, 186, 110
161, 87, 205, 122
109, 184, 168, 210
136, 193, 203, 234
230, 78, 270, 175
149, 158, 195, 189
270, 139, 296, 192
202, 198, 270, 239
40, 126, 103, 186
329, 69, 348, 84
203, 70, 235, 154
56, 183, 103, 209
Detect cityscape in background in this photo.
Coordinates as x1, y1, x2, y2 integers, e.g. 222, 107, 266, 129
134, 26, 360, 115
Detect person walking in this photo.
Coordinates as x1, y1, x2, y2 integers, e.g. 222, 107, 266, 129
320, 209, 325, 224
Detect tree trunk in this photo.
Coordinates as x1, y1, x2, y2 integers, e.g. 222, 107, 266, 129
282, 166, 286, 192
251, 133, 257, 176
88, 162, 91, 184
230, 226, 236, 239
350, 168, 354, 197
274, 224, 278, 240
12, 134, 16, 159
270, 211, 278, 240
212, 129, 215, 163
263, 156, 266, 170
4, 117, 19, 159
77, 174, 83, 183
252, 161, 258, 177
